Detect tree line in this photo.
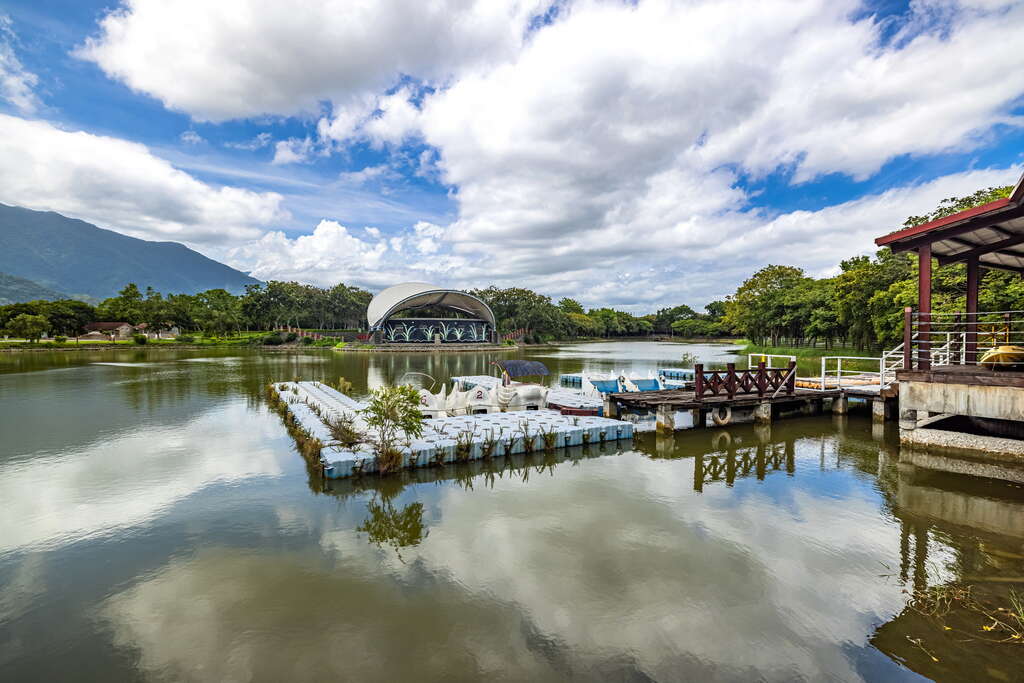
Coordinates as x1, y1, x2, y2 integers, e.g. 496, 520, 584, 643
1, 183, 1013, 346
721, 184, 1019, 350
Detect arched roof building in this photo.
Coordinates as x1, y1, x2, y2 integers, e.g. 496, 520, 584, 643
367, 283, 497, 344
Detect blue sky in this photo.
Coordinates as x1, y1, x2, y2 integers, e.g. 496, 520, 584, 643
1, 0, 1022, 310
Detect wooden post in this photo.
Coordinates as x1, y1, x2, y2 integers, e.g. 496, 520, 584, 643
903, 306, 913, 370
726, 362, 736, 399
786, 360, 796, 395
757, 361, 767, 397
966, 256, 978, 365
918, 243, 932, 370
694, 364, 704, 401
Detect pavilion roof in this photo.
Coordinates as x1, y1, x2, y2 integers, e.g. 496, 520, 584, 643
875, 171, 1024, 272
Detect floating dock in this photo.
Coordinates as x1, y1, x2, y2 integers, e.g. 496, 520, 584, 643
270, 381, 633, 478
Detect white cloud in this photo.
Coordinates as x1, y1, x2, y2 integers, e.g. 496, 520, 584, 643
0, 114, 287, 245
77, 0, 546, 121
272, 136, 315, 165
339, 164, 392, 185
223, 165, 1019, 307
0, 15, 40, 113
225, 131, 272, 151
70, 0, 1024, 305
179, 129, 204, 145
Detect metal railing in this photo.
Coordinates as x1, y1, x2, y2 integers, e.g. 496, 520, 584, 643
897, 308, 1021, 370
819, 356, 884, 390
746, 353, 797, 369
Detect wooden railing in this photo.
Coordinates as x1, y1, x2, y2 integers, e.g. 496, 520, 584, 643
693, 362, 797, 401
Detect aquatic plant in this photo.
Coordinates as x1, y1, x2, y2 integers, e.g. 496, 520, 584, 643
454, 428, 477, 462
480, 429, 498, 459
537, 424, 558, 451
519, 419, 535, 454
325, 412, 366, 449
332, 376, 354, 394
361, 385, 424, 475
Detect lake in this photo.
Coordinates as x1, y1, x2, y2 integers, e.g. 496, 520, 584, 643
1, 341, 1021, 682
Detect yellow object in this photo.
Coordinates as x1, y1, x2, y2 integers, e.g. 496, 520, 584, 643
978, 345, 1024, 370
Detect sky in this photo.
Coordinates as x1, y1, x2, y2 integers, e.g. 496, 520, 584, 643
0, 0, 1022, 312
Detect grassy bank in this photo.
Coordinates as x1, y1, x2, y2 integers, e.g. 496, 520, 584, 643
0, 330, 344, 351
739, 343, 883, 376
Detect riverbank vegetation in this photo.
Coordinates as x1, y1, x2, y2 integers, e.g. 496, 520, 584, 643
1, 185, 1012, 353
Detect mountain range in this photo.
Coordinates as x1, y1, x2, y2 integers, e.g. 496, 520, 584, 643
0, 203, 261, 302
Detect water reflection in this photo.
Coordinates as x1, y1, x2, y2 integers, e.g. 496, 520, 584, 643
2, 344, 1023, 682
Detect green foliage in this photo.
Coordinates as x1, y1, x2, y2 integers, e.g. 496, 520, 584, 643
558, 297, 585, 315
262, 333, 284, 345
3, 313, 49, 342
300, 335, 314, 345
284, 331, 298, 342
325, 412, 365, 449
132, 333, 148, 345
175, 334, 195, 343
360, 385, 424, 474
54, 335, 67, 343
903, 185, 1013, 228
357, 495, 425, 558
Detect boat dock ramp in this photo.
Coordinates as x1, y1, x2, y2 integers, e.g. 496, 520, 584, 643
270, 381, 633, 479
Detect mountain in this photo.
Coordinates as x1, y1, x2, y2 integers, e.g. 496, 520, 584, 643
0, 272, 66, 304
0, 203, 261, 300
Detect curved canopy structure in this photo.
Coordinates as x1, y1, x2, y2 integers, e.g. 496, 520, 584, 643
367, 282, 496, 330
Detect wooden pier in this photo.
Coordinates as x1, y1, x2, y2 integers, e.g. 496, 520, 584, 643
601, 361, 893, 431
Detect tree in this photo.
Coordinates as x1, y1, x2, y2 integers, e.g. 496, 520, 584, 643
361, 385, 424, 474
903, 185, 1014, 228
723, 265, 806, 346
97, 283, 144, 323
4, 313, 49, 342
558, 298, 585, 315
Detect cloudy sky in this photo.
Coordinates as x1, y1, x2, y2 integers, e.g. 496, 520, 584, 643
1, 0, 1022, 310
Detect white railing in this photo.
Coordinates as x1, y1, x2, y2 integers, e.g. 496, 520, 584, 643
820, 356, 883, 390
747, 353, 797, 369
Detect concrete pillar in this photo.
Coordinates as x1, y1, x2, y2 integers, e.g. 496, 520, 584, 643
872, 398, 887, 422
833, 395, 849, 415
656, 404, 676, 433
603, 395, 619, 419
899, 408, 918, 431
690, 408, 704, 429
753, 402, 772, 424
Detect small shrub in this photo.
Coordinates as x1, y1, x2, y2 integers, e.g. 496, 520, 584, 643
132, 334, 148, 345
263, 333, 284, 345
326, 412, 365, 448
300, 335, 314, 345
285, 331, 298, 342
54, 335, 67, 344
361, 385, 424, 475
175, 334, 195, 343
334, 341, 348, 349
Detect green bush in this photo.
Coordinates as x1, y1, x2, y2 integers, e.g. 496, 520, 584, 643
284, 331, 298, 342
334, 341, 348, 349
300, 335, 314, 345
54, 335, 67, 344
132, 334, 148, 345
263, 333, 284, 345
175, 334, 195, 343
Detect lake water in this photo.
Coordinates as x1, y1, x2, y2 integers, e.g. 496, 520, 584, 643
1, 342, 1022, 682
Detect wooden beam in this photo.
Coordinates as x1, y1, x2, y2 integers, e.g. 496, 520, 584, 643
919, 244, 932, 370
936, 230, 1024, 265
888, 203, 1024, 254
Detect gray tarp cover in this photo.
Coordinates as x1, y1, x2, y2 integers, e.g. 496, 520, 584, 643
496, 360, 550, 377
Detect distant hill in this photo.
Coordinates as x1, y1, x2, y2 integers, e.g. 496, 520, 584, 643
0, 203, 261, 300
0, 271, 65, 304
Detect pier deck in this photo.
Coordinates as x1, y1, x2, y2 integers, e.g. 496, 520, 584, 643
609, 387, 841, 410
